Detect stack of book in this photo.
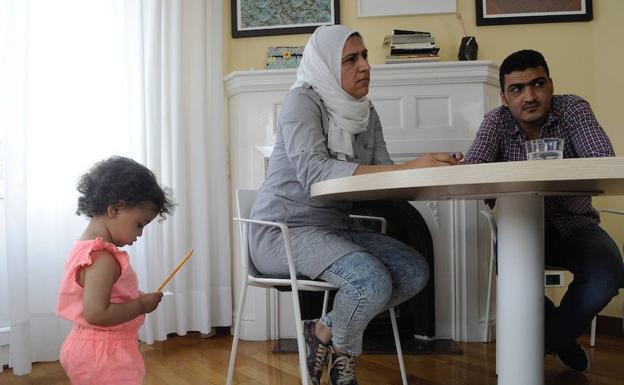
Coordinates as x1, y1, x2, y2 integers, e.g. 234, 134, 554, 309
383, 30, 440, 64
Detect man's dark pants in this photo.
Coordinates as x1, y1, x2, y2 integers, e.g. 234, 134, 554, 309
544, 223, 624, 353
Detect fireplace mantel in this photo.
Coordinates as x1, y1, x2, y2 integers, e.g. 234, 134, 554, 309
225, 60, 498, 95
225, 61, 499, 342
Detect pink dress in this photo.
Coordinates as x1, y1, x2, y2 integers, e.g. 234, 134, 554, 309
56, 237, 145, 385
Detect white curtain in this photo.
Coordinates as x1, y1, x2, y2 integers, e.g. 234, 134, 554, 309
0, 0, 230, 375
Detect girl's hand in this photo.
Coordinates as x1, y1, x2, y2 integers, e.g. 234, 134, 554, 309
402, 152, 463, 169
139, 292, 164, 314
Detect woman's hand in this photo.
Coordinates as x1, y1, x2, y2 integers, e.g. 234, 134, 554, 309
401, 152, 463, 169
139, 292, 164, 314
353, 152, 463, 175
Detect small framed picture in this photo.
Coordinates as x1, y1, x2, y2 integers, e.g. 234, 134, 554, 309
231, 0, 340, 38
476, 0, 592, 26
266, 46, 304, 69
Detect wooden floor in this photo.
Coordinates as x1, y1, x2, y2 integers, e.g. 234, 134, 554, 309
1, 333, 623, 385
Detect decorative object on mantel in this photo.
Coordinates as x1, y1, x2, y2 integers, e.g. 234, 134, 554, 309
456, 13, 478, 61
358, 0, 456, 18
476, 0, 593, 26
458, 36, 478, 61
266, 46, 304, 69
383, 29, 440, 64
231, 0, 339, 38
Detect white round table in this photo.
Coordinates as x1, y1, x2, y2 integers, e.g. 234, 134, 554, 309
311, 157, 624, 385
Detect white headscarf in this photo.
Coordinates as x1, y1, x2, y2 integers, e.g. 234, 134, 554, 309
292, 25, 370, 158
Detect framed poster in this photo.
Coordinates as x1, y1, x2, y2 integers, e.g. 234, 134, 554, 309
232, 0, 340, 38
357, 0, 456, 18
476, 0, 592, 26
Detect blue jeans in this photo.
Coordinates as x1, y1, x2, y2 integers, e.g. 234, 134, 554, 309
544, 223, 624, 353
317, 230, 429, 356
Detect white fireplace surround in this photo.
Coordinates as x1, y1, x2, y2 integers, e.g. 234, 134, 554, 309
225, 61, 500, 342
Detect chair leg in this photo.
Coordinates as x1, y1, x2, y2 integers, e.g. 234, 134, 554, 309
291, 288, 311, 385
590, 316, 597, 347
389, 307, 408, 385
483, 250, 495, 343
226, 279, 250, 385
322, 290, 330, 317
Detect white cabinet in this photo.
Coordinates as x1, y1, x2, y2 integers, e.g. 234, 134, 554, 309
225, 61, 500, 342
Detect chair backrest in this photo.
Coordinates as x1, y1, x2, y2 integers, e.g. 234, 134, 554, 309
235, 189, 260, 277
236, 189, 258, 220
480, 209, 498, 255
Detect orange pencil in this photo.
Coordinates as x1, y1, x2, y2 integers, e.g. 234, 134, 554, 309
157, 249, 194, 292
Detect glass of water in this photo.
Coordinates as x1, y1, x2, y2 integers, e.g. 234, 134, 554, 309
525, 138, 564, 160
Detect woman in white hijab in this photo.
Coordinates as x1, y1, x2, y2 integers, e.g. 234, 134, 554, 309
248, 25, 461, 385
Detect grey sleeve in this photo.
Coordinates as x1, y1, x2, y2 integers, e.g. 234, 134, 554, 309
370, 108, 393, 165
280, 90, 359, 192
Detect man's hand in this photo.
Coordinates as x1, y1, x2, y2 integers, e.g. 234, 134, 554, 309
402, 152, 463, 169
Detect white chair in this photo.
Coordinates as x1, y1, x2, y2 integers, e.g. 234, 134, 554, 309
481, 208, 624, 346
480, 209, 497, 343
226, 189, 408, 385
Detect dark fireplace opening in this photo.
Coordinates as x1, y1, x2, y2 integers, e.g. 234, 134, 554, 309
351, 200, 435, 339
295, 201, 439, 353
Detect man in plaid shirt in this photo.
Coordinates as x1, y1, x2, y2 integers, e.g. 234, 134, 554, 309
465, 49, 624, 372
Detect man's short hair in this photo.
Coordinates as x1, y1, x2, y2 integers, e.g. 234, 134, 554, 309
499, 49, 550, 90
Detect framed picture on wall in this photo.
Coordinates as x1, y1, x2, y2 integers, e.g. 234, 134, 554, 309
476, 0, 593, 26
231, 0, 340, 38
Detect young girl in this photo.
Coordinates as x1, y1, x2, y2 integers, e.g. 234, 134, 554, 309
56, 156, 175, 385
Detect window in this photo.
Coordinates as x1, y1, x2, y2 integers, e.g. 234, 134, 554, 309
0, 202, 6, 330
0, 144, 6, 330
0, 0, 7, 332
0, 137, 6, 329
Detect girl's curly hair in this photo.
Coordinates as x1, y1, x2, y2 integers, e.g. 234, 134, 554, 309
76, 156, 175, 219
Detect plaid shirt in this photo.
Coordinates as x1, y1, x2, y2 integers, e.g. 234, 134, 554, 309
465, 94, 615, 237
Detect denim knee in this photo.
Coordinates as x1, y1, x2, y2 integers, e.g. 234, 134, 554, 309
401, 253, 430, 297
331, 256, 393, 317
587, 265, 622, 303
581, 245, 623, 291
349, 230, 430, 304
360, 266, 393, 314
565, 261, 623, 320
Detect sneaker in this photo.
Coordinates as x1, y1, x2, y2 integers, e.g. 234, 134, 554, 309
557, 341, 590, 371
303, 320, 330, 385
328, 346, 358, 385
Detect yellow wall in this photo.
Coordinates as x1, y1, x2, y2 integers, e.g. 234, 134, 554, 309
225, 0, 624, 317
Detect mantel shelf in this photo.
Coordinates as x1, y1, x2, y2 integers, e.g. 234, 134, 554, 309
224, 60, 498, 97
